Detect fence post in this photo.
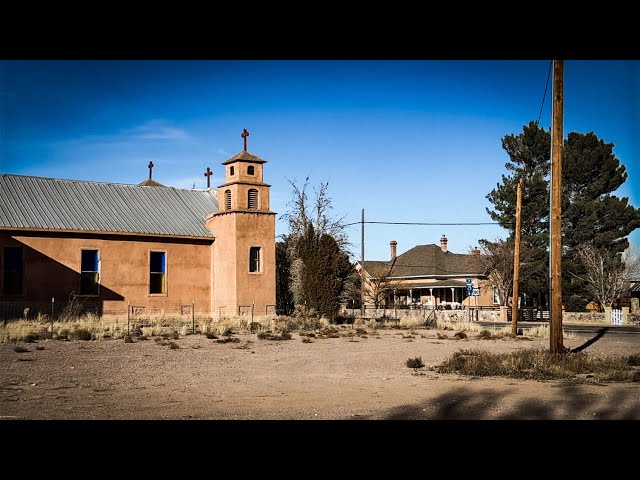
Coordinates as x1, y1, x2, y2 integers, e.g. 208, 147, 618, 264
127, 300, 130, 336
192, 300, 195, 334
51, 297, 54, 338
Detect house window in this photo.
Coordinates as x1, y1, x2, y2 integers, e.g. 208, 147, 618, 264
225, 189, 231, 210
247, 165, 255, 175
230, 166, 235, 176
492, 285, 500, 305
2, 247, 23, 295
248, 188, 258, 209
249, 247, 261, 273
80, 249, 100, 295
150, 251, 166, 294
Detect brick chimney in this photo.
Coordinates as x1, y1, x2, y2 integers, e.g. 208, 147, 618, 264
440, 235, 448, 253
390, 240, 397, 260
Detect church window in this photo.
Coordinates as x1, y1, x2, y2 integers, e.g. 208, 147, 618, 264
149, 251, 166, 294
249, 247, 261, 273
248, 189, 258, 209
2, 247, 23, 295
247, 165, 255, 175
225, 190, 232, 210
80, 249, 100, 295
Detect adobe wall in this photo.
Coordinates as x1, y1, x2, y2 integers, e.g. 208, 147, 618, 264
208, 211, 276, 317
0, 232, 212, 316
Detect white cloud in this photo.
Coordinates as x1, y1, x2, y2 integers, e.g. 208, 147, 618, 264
61, 119, 190, 146
123, 120, 189, 141
216, 148, 229, 156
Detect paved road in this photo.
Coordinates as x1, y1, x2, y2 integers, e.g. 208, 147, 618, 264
479, 321, 640, 335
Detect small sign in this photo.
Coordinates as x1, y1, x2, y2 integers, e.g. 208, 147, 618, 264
472, 287, 480, 296
465, 278, 473, 284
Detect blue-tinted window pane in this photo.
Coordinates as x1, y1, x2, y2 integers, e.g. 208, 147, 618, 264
81, 250, 98, 272
150, 252, 165, 273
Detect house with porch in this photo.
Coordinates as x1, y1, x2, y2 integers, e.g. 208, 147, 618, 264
358, 235, 495, 309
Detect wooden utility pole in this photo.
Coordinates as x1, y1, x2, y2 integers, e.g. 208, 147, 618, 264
550, 60, 564, 353
511, 177, 523, 335
360, 208, 365, 320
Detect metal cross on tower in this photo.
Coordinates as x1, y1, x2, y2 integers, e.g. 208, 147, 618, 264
241, 128, 249, 151
204, 167, 212, 188
148, 161, 154, 179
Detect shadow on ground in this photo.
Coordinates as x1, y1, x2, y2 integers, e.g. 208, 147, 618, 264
382, 385, 640, 420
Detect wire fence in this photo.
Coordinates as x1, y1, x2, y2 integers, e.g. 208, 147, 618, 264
0, 299, 277, 323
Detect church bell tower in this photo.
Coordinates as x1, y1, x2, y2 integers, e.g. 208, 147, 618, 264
206, 129, 276, 317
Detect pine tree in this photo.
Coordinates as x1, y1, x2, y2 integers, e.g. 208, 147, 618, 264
562, 132, 640, 310
486, 121, 551, 301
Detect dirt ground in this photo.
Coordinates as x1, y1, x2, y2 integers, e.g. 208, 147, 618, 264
1, 325, 640, 420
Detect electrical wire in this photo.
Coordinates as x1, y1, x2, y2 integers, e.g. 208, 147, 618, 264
536, 60, 553, 125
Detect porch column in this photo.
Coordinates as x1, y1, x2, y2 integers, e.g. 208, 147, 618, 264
451, 288, 455, 303
409, 288, 413, 305
429, 288, 433, 306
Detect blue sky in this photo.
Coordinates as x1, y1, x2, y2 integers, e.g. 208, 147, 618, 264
1, 60, 638, 261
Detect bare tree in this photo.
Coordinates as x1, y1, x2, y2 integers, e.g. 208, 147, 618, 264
477, 238, 545, 307
282, 177, 349, 249
362, 258, 406, 310
279, 177, 351, 315
573, 244, 640, 310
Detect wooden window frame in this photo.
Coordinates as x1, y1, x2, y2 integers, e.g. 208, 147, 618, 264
79, 248, 100, 297
149, 250, 168, 296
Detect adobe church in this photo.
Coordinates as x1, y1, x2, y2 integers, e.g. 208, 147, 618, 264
0, 129, 276, 319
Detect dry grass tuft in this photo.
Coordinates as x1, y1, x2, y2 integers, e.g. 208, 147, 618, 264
216, 337, 241, 344
406, 357, 425, 369
453, 331, 467, 339
436, 348, 640, 383
257, 331, 292, 341
14, 345, 30, 353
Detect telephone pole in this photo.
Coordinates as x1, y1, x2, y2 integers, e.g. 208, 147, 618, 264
360, 208, 365, 319
511, 177, 523, 335
549, 60, 564, 353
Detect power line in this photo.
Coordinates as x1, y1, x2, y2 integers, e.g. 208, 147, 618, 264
343, 221, 505, 227
536, 60, 553, 125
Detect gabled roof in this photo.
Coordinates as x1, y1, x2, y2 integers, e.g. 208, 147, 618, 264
0, 174, 219, 238
362, 244, 484, 278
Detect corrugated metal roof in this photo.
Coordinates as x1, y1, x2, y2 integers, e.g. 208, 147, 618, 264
0, 174, 219, 238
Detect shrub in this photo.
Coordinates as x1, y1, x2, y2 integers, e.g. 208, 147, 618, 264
205, 333, 218, 339
14, 345, 30, 353
216, 337, 240, 344
406, 357, 425, 369
36, 345, 45, 351
69, 328, 92, 341
257, 332, 292, 341
477, 330, 492, 340
168, 341, 179, 349
453, 331, 467, 340
302, 338, 313, 343
627, 354, 640, 367
123, 335, 133, 343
